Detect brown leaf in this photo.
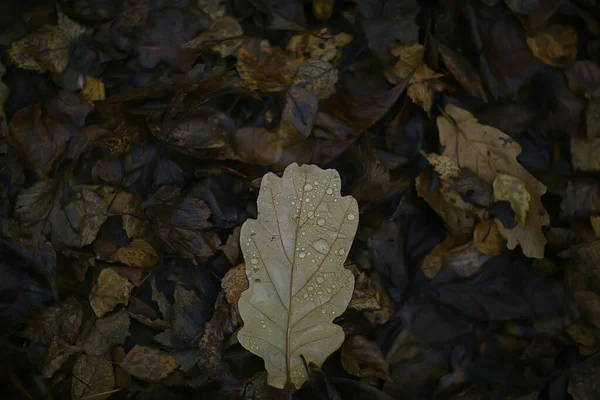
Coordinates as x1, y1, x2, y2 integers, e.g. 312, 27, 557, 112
561, 178, 600, 218
472, 220, 507, 255
42, 336, 81, 378
0, 63, 9, 139
385, 43, 446, 113
183, 17, 243, 57
493, 173, 531, 226
90, 268, 134, 318
71, 354, 115, 400
526, 25, 578, 68
348, 270, 381, 312
77, 309, 131, 356
437, 104, 549, 258
571, 137, 600, 171
236, 40, 301, 93
292, 59, 338, 100
286, 29, 352, 63
591, 217, 600, 238
438, 43, 487, 102
198, 0, 226, 19
110, 239, 160, 268
9, 103, 73, 177
565, 61, 600, 96
122, 345, 180, 381
218, 226, 242, 265
154, 284, 206, 347
8, 7, 86, 73
568, 353, 600, 399
234, 127, 283, 166
23, 296, 82, 345
341, 336, 389, 380
574, 290, 600, 329
278, 87, 319, 145
222, 264, 249, 305
313, 0, 334, 21
587, 87, 600, 139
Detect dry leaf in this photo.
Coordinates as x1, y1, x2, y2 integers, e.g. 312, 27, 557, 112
71, 354, 115, 400
385, 43, 446, 113
234, 127, 283, 166
9, 7, 86, 73
472, 220, 507, 256
219, 226, 242, 264
121, 345, 180, 381
341, 336, 389, 380
237, 40, 301, 92
238, 163, 359, 389
565, 61, 600, 96
222, 264, 249, 305
591, 216, 600, 238
423, 152, 461, 182
42, 336, 81, 378
313, 0, 335, 20
82, 76, 106, 105
278, 87, 318, 145
78, 309, 131, 356
183, 17, 243, 57
292, 59, 338, 100
438, 43, 488, 102
286, 29, 352, 62
198, 0, 227, 19
437, 104, 549, 258
571, 137, 600, 171
90, 268, 134, 317
110, 239, 160, 268
526, 25, 578, 68
493, 173, 531, 226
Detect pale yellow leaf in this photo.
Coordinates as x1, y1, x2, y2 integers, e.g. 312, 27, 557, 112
238, 163, 359, 389
82, 75, 106, 105
493, 173, 531, 226
437, 104, 549, 258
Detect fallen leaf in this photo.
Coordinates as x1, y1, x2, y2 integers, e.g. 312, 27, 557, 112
234, 127, 283, 166
571, 137, 600, 171
568, 353, 600, 399
42, 336, 81, 378
472, 220, 507, 256
291, 59, 338, 100
561, 178, 600, 218
198, 0, 226, 19
8, 7, 87, 73
90, 268, 134, 318
238, 163, 359, 389
222, 264, 249, 305
437, 104, 549, 258
526, 24, 578, 67
78, 309, 131, 356
493, 173, 531, 226
155, 284, 207, 347
23, 296, 82, 345
574, 290, 600, 329
385, 43, 446, 113
438, 43, 487, 102
219, 226, 242, 265
286, 29, 352, 63
71, 353, 115, 400
236, 40, 301, 93
313, 0, 334, 20
82, 75, 106, 105
341, 335, 389, 380
565, 61, 600, 96
423, 152, 461, 182
121, 345, 180, 381
183, 17, 243, 57
110, 239, 160, 268
278, 87, 319, 145
587, 87, 600, 140
591, 217, 600, 238
348, 270, 381, 312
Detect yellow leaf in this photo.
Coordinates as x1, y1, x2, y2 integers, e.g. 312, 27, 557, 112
493, 173, 531, 226
238, 163, 358, 389
437, 104, 549, 258
313, 0, 335, 21
8, 7, 86, 73
82, 75, 106, 105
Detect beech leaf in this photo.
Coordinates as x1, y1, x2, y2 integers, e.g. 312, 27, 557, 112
238, 163, 359, 389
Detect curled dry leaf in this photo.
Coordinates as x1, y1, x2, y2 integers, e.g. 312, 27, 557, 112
526, 25, 578, 68
9, 7, 87, 73
90, 268, 134, 318
341, 336, 389, 380
110, 239, 160, 268
493, 173, 531, 226
437, 104, 549, 258
236, 40, 301, 93
122, 345, 180, 381
238, 163, 359, 389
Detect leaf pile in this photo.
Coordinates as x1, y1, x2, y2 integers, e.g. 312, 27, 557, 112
0, 1, 600, 399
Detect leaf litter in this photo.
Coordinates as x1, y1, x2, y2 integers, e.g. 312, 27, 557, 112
1, 1, 599, 399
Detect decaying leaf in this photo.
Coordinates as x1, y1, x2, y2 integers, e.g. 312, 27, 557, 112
437, 104, 549, 258
90, 268, 134, 317
493, 174, 531, 226
78, 309, 131, 356
292, 59, 338, 100
286, 29, 352, 63
42, 336, 81, 378
236, 40, 301, 93
571, 137, 600, 172
341, 336, 389, 380
526, 24, 577, 68
110, 239, 160, 268
238, 163, 359, 389
71, 353, 115, 400
183, 17, 243, 57
222, 264, 249, 305
8, 7, 87, 73
121, 345, 180, 381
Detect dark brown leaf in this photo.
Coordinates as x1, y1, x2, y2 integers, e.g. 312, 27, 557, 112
122, 345, 180, 381
341, 336, 389, 380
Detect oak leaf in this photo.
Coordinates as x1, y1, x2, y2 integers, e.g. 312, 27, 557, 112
437, 104, 549, 258
238, 163, 359, 389
493, 173, 531, 226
